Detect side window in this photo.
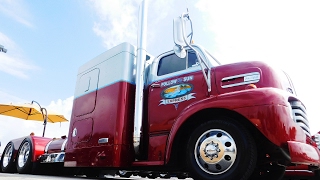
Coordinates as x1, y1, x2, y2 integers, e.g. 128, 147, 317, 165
157, 50, 198, 76
157, 54, 186, 76
187, 51, 198, 68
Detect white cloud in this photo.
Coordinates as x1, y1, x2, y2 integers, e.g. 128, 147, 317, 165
0, 0, 33, 27
47, 96, 74, 121
195, 0, 320, 134
0, 32, 39, 79
88, 0, 174, 49
89, 0, 139, 49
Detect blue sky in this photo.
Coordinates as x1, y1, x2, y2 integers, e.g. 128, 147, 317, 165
1, 0, 320, 152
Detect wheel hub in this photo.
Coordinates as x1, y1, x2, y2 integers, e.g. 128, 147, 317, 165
195, 129, 237, 175
2, 144, 13, 168
18, 142, 30, 168
201, 141, 222, 162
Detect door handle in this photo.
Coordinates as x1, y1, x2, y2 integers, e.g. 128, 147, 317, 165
151, 83, 160, 88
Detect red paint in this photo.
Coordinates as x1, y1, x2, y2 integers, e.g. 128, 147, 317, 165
285, 165, 314, 177
148, 134, 167, 161
46, 138, 67, 154
30, 136, 51, 162
132, 161, 164, 166
8, 136, 27, 161
288, 141, 320, 165
6, 136, 51, 163
65, 81, 135, 167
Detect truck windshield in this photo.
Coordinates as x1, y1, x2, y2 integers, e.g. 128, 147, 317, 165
278, 70, 297, 96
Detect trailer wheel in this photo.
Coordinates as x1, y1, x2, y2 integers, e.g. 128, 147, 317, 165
186, 119, 257, 180
249, 163, 286, 180
16, 139, 33, 174
1, 142, 16, 173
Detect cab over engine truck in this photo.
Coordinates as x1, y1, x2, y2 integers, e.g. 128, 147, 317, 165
1, 2, 320, 180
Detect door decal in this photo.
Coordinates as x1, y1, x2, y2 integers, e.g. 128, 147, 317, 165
159, 83, 196, 109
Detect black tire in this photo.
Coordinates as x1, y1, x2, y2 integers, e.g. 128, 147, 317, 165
159, 173, 171, 179
147, 172, 159, 179
186, 119, 257, 180
315, 169, 320, 178
16, 139, 33, 174
177, 172, 188, 179
1, 142, 16, 173
118, 170, 132, 178
139, 171, 148, 178
249, 163, 285, 180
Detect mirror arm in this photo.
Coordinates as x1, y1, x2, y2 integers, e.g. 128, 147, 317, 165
196, 53, 211, 92
180, 15, 211, 93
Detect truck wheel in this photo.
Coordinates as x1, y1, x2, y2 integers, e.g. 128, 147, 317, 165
249, 163, 285, 180
1, 142, 16, 173
16, 139, 33, 174
186, 119, 257, 180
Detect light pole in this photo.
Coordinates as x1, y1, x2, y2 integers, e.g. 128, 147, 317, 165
0, 45, 7, 53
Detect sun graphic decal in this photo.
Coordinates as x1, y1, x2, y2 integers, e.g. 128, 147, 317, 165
159, 83, 196, 108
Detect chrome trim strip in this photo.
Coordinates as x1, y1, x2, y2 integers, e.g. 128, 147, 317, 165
98, 138, 109, 144
40, 152, 65, 163
44, 140, 54, 153
61, 139, 68, 151
221, 72, 260, 88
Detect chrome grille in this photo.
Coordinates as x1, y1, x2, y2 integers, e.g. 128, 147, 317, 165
314, 134, 320, 150
290, 100, 311, 137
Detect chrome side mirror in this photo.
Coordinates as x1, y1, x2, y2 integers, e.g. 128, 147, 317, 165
173, 17, 187, 47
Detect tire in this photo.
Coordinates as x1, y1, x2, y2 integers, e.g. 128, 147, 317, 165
139, 171, 148, 178
16, 139, 33, 174
147, 172, 159, 179
118, 170, 132, 178
159, 173, 171, 179
249, 163, 285, 180
1, 142, 16, 173
315, 169, 320, 178
186, 119, 257, 180
177, 172, 188, 179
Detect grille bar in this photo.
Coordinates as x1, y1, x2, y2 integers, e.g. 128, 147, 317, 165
290, 100, 311, 137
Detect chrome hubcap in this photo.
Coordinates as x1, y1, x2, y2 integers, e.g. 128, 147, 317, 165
194, 129, 237, 175
17, 142, 30, 168
2, 144, 13, 168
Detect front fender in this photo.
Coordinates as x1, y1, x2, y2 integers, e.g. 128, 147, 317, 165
165, 88, 293, 163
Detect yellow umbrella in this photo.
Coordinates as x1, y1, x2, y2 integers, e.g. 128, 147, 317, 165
0, 103, 42, 120
46, 109, 68, 123
39, 108, 69, 137
0, 101, 68, 137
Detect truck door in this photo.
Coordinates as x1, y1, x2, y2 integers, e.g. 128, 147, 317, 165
146, 50, 208, 161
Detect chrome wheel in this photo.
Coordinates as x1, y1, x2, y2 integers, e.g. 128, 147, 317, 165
2, 144, 13, 168
194, 129, 237, 175
17, 142, 30, 168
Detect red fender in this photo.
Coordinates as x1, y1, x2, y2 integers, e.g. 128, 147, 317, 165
164, 88, 301, 163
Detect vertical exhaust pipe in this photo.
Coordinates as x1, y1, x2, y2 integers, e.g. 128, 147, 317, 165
134, 0, 148, 157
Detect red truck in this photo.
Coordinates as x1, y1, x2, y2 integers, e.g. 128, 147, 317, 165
1, 2, 320, 180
